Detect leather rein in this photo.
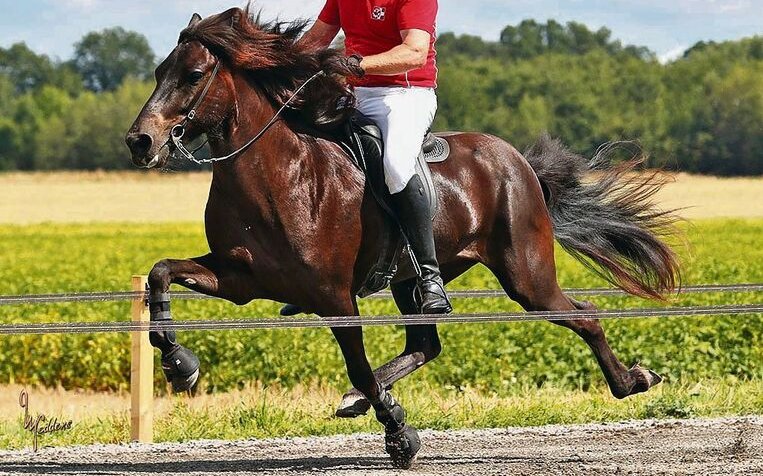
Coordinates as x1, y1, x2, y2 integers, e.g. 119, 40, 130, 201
169, 59, 326, 165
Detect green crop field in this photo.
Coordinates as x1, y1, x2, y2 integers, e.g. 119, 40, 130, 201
0, 219, 761, 394
0, 218, 761, 449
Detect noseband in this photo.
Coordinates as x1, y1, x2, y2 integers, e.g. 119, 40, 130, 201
169, 58, 326, 165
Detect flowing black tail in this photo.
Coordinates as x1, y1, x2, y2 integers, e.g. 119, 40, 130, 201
524, 135, 680, 299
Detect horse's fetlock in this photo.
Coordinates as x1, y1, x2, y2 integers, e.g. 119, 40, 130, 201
385, 424, 421, 469
149, 329, 178, 353
147, 287, 176, 353
372, 389, 406, 432
148, 292, 171, 320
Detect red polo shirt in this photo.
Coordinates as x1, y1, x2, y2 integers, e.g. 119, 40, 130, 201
318, 0, 438, 88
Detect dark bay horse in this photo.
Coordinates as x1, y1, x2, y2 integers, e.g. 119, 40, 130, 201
126, 7, 679, 468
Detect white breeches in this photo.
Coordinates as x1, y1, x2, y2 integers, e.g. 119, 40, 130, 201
354, 86, 438, 194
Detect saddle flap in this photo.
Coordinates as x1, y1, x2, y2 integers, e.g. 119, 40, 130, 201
415, 152, 438, 220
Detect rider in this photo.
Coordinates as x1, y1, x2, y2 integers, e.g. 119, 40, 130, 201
301, 0, 452, 314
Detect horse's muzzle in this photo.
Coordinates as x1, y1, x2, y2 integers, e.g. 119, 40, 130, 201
126, 132, 170, 169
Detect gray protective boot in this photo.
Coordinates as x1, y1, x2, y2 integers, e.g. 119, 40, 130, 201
391, 174, 452, 314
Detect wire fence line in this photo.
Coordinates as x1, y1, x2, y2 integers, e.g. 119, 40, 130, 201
1, 283, 762, 307
1, 304, 761, 336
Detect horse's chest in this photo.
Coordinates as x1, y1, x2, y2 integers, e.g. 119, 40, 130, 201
206, 166, 367, 285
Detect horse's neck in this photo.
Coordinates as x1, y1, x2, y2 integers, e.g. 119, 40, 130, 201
206, 76, 323, 224
209, 76, 302, 171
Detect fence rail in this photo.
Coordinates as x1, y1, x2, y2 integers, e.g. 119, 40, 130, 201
1, 277, 761, 445
1, 283, 763, 306
1, 304, 761, 335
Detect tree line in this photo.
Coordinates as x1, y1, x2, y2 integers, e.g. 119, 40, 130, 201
1, 21, 762, 174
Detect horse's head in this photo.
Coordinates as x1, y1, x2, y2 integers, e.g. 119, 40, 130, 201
126, 7, 354, 169
126, 13, 234, 168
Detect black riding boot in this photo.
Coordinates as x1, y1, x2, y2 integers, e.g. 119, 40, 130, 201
391, 174, 452, 314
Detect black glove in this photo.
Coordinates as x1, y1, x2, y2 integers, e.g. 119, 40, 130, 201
324, 54, 366, 78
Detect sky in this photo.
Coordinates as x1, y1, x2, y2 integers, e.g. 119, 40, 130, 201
1, 0, 762, 63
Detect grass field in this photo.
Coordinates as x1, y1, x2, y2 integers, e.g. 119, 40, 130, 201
2, 379, 762, 450
0, 172, 761, 450
1, 219, 761, 392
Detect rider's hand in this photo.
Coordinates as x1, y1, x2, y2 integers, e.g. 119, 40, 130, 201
324, 54, 365, 78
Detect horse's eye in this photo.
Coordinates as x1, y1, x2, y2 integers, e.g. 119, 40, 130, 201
189, 71, 205, 85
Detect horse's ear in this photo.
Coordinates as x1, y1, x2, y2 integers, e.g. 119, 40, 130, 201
188, 13, 202, 28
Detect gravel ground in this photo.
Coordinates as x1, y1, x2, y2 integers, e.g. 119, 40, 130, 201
1, 417, 761, 475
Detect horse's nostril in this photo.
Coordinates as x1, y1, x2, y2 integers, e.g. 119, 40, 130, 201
126, 133, 154, 156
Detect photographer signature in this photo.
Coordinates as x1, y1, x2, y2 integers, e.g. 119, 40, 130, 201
18, 389, 73, 451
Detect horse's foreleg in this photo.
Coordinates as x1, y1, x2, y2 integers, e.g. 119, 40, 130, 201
327, 300, 421, 469
147, 254, 258, 392
337, 278, 441, 418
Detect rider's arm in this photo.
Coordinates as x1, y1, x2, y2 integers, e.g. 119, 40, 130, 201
358, 29, 430, 76
299, 0, 340, 50
299, 19, 340, 50
360, 0, 436, 75
336, 0, 435, 77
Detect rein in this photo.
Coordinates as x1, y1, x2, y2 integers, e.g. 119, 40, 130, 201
170, 61, 326, 165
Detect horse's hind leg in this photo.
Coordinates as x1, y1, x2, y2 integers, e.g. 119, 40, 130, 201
147, 254, 259, 392
548, 293, 661, 398
336, 278, 442, 418
489, 228, 662, 399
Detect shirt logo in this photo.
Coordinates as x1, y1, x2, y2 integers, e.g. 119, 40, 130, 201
371, 6, 386, 21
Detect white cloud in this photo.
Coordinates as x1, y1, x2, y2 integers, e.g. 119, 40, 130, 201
58, 0, 102, 8
658, 44, 688, 63
609, 0, 760, 15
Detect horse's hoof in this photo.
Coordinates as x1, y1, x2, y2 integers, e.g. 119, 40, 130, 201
280, 304, 304, 316
627, 364, 663, 397
647, 369, 663, 386
385, 424, 421, 469
335, 390, 371, 418
161, 345, 201, 393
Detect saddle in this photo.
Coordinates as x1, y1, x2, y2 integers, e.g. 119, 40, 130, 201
337, 111, 452, 297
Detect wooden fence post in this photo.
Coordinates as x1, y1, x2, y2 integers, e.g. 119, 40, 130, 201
130, 275, 153, 443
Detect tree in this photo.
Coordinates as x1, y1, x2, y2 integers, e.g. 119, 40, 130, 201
497, 20, 654, 61
703, 65, 763, 175
0, 77, 20, 169
34, 79, 154, 170
0, 43, 82, 95
71, 27, 155, 92
500, 20, 544, 58
437, 33, 490, 57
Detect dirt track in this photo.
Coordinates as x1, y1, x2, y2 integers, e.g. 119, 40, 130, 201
1, 417, 761, 475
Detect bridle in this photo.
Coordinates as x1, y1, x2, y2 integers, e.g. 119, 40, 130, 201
169, 57, 326, 165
